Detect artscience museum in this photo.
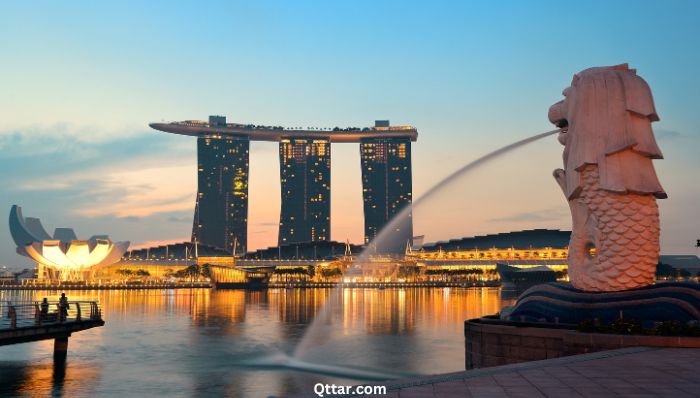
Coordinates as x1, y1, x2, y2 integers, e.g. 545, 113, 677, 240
9, 205, 130, 281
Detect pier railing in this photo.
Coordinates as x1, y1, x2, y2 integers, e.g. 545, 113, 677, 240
0, 281, 210, 290
0, 301, 102, 330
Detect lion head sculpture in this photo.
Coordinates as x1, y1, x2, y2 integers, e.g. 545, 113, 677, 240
549, 64, 666, 291
549, 63, 666, 200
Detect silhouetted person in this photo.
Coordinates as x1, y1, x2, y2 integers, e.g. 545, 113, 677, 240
40, 297, 49, 321
58, 293, 69, 322
7, 305, 16, 328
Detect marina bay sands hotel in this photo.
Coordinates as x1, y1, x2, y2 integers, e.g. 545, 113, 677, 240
150, 116, 417, 253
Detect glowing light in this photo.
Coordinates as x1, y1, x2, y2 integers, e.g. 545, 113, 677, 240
9, 205, 130, 280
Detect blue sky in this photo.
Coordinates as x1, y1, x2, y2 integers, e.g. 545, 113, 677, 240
1, 1, 699, 268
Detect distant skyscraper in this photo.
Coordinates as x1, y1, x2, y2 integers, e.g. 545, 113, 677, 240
192, 116, 249, 253
360, 121, 413, 252
278, 138, 331, 245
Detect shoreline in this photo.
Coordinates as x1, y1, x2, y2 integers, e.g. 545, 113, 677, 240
0, 281, 503, 291
0, 283, 211, 290
266, 281, 501, 289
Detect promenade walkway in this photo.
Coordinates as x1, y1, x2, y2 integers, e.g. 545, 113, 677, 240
357, 347, 700, 397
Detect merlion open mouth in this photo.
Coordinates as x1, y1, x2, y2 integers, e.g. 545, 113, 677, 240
555, 118, 568, 132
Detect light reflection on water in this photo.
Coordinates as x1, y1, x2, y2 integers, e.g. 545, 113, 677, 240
0, 288, 513, 397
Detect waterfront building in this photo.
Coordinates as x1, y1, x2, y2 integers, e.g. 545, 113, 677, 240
245, 240, 362, 260
125, 241, 230, 260
150, 117, 417, 249
8, 205, 129, 281
658, 255, 700, 276
101, 244, 234, 279
360, 121, 413, 252
209, 264, 269, 288
413, 246, 569, 273
192, 116, 249, 253
420, 229, 572, 252
414, 229, 570, 272
278, 138, 331, 245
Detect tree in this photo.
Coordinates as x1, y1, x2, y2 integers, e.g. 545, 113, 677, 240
319, 267, 342, 281
135, 269, 150, 277
398, 265, 420, 280
656, 262, 675, 278
656, 262, 690, 280
200, 264, 211, 279
173, 264, 200, 281
554, 270, 568, 279
116, 269, 134, 277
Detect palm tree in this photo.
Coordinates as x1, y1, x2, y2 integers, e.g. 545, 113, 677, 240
135, 269, 150, 278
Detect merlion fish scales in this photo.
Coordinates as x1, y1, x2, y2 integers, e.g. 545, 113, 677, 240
549, 64, 666, 292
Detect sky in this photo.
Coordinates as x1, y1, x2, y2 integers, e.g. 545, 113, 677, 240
1, 1, 699, 268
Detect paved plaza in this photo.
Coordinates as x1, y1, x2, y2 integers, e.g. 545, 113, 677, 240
360, 347, 700, 397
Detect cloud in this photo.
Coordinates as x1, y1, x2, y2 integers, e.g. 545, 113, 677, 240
255, 222, 278, 227
489, 207, 568, 223
0, 126, 193, 180
167, 215, 192, 223
0, 124, 144, 161
18, 181, 74, 191
2, 126, 197, 220
655, 129, 683, 141
129, 238, 191, 250
14, 166, 196, 218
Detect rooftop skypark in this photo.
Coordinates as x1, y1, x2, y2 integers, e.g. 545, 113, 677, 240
150, 118, 418, 143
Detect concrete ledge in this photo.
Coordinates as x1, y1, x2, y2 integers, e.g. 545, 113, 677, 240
465, 317, 700, 369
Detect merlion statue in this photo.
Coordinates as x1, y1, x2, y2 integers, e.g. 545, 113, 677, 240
549, 64, 666, 292
502, 65, 696, 325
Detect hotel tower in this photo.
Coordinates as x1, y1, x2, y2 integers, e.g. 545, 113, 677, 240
150, 117, 417, 253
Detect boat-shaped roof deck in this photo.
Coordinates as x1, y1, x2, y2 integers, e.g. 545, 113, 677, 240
150, 121, 418, 142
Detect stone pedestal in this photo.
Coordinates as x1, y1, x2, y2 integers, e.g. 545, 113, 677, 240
465, 317, 700, 369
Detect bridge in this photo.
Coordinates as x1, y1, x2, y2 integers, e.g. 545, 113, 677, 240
0, 300, 104, 360
120, 257, 332, 268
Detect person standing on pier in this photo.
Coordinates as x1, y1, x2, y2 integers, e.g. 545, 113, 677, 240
58, 293, 69, 322
40, 298, 49, 321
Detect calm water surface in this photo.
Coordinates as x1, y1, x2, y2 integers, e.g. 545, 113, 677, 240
0, 288, 513, 397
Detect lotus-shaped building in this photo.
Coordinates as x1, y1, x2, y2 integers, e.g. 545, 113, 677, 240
9, 205, 130, 281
